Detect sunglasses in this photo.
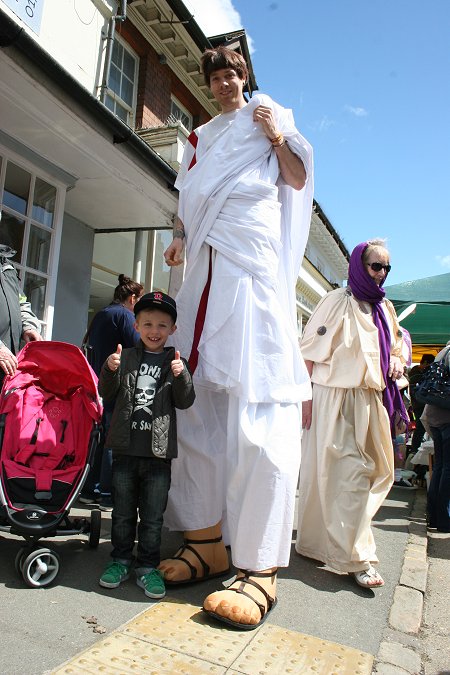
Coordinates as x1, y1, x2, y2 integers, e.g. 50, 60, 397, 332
367, 262, 391, 274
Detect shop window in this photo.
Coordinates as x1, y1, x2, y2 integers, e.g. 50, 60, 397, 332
0, 212, 25, 260
32, 177, 56, 228
3, 162, 30, 215
0, 153, 61, 325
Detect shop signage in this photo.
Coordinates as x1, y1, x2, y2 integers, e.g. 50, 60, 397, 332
3, 0, 44, 35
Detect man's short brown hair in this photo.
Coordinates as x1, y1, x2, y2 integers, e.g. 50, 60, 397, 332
201, 46, 248, 87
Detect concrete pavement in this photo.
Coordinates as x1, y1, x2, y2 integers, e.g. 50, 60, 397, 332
0, 485, 447, 674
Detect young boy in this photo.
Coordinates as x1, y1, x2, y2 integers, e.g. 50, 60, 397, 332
98, 291, 195, 598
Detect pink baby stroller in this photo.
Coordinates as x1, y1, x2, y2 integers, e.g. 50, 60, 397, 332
0, 341, 103, 587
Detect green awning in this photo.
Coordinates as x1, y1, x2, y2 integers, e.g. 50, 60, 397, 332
385, 273, 450, 346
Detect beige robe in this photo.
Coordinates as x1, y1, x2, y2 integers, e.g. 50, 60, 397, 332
295, 287, 402, 572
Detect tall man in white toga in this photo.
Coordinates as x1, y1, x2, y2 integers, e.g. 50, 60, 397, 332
160, 46, 313, 630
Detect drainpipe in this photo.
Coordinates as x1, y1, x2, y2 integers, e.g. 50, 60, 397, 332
133, 229, 145, 284
99, 0, 127, 104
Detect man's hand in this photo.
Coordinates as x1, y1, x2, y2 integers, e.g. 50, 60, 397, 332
253, 105, 278, 140
0, 344, 18, 377
164, 238, 184, 267
107, 344, 122, 372
171, 350, 184, 378
302, 399, 312, 430
22, 329, 42, 343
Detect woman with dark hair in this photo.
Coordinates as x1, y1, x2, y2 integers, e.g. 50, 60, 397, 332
79, 274, 143, 506
160, 46, 313, 628
86, 274, 144, 376
295, 240, 408, 588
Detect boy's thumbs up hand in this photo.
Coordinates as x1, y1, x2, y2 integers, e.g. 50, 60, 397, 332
171, 350, 184, 378
107, 344, 122, 372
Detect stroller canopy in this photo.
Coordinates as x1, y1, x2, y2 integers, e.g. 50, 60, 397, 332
9, 341, 101, 408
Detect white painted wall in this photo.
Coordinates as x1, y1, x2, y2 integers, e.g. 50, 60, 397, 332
305, 240, 345, 287
0, 0, 117, 94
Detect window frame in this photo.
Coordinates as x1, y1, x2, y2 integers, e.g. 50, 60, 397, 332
169, 95, 193, 132
0, 146, 65, 338
105, 34, 139, 127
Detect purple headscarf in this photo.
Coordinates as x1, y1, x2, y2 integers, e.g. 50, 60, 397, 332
348, 242, 408, 436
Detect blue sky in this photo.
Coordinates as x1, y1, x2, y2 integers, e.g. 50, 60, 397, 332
185, 0, 450, 286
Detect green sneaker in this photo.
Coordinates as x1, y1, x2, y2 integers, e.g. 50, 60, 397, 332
136, 569, 166, 599
99, 561, 130, 588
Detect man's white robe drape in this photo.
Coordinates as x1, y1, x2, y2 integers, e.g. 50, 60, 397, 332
165, 95, 313, 569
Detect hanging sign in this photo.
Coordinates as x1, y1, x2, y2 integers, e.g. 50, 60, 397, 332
3, 0, 45, 35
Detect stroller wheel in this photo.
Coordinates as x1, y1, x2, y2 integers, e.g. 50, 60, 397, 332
14, 547, 28, 576
22, 548, 60, 588
89, 508, 102, 549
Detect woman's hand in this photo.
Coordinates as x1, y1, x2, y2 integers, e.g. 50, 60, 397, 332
22, 328, 42, 342
389, 355, 404, 381
302, 399, 312, 430
0, 344, 18, 376
164, 238, 184, 267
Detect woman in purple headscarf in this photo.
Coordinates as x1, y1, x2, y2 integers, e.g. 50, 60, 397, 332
295, 239, 408, 588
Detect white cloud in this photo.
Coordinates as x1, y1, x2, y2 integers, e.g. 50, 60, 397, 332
182, 0, 254, 51
436, 255, 450, 268
308, 115, 335, 133
344, 105, 368, 117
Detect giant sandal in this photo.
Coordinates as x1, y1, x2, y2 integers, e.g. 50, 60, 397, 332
163, 536, 230, 586
203, 569, 278, 630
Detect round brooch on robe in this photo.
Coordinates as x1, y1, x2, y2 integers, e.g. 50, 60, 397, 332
317, 325, 327, 336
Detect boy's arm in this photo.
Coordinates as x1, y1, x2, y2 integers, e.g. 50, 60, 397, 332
98, 359, 121, 402
171, 358, 195, 409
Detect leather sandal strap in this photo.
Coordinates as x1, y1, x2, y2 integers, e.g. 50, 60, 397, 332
236, 576, 275, 608
239, 568, 278, 579
226, 570, 277, 620
228, 587, 265, 620
182, 543, 210, 577
184, 536, 223, 545
166, 538, 222, 580
169, 554, 198, 579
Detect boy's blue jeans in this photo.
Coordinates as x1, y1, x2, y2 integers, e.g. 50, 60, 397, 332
110, 455, 171, 570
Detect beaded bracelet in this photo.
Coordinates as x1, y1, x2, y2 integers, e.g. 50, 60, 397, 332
273, 138, 286, 148
270, 132, 283, 145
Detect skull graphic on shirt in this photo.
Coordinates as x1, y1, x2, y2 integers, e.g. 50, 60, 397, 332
134, 372, 157, 415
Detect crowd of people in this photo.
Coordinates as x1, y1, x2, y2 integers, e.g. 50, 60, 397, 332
1, 45, 448, 630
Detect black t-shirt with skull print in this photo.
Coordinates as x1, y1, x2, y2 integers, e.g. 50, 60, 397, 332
130, 351, 167, 456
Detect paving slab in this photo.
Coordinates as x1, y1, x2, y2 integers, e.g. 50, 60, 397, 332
389, 586, 423, 634
377, 640, 422, 674
0, 487, 419, 673
51, 599, 374, 675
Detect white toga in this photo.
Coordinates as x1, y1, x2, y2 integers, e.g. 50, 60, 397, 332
165, 94, 314, 570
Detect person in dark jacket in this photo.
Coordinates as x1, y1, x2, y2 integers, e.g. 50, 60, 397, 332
0, 244, 41, 385
408, 353, 436, 455
422, 344, 450, 533
98, 291, 195, 599
79, 274, 143, 507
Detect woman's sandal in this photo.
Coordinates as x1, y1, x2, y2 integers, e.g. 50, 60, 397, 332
351, 565, 384, 588
163, 536, 230, 586
203, 569, 278, 631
